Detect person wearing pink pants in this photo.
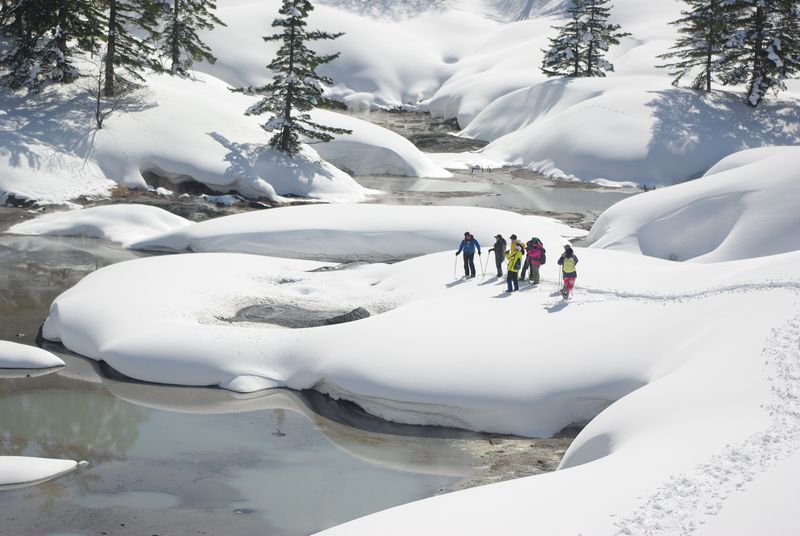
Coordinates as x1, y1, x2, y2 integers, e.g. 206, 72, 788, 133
557, 245, 579, 299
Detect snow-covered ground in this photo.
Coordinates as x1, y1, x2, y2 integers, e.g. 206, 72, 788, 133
200, 0, 800, 187
129, 204, 584, 260
0, 70, 451, 206
5, 0, 799, 205
587, 146, 800, 262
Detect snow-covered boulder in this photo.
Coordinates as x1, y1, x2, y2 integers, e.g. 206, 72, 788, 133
587, 146, 800, 262
0, 457, 83, 490
0, 341, 64, 369
7, 205, 191, 248
130, 204, 584, 261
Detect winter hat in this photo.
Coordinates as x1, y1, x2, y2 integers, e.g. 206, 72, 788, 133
510, 234, 517, 240
494, 234, 502, 239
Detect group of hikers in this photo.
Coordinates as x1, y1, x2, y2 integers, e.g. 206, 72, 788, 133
455, 232, 579, 299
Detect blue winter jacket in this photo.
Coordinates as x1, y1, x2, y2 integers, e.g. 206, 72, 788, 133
457, 238, 481, 255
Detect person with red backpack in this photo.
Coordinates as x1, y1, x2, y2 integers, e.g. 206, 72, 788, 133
558, 244, 578, 299
524, 237, 546, 285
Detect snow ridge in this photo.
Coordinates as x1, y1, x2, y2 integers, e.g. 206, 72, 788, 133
614, 313, 800, 535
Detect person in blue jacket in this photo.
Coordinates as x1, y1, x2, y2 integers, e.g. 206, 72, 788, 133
455, 231, 481, 279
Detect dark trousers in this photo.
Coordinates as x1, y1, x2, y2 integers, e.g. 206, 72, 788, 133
494, 254, 504, 276
520, 258, 530, 279
506, 271, 519, 291
463, 252, 476, 277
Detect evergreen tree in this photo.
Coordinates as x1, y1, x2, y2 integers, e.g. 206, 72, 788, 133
658, 0, 734, 92
245, 0, 351, 155
720, 0, 800, 106
541, 1, 584, 77
541, 0, 629, 77
582, 0, 630, 76
102, 0, 161, 96
156, 0, 225, 75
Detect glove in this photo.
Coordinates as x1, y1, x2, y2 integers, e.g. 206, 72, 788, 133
455, 251, 459, 256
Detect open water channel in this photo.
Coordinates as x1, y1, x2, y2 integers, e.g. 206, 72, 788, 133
0, 111, 641, 535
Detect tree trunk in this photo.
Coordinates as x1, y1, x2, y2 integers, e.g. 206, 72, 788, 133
747, 5, 765, 107
104, 0, 117, 97
171, 0, 180, 73
56, 0, 67, 56
573, 19, 580, 76
280, 20, 296, 153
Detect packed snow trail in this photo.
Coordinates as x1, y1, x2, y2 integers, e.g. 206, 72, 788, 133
614, 313, 800, 535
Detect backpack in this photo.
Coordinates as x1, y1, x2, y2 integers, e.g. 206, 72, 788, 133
540, 248, 546, 265
513, 256, 522, 271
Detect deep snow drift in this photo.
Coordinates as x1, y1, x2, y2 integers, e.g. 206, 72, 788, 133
0, 70, 453, 206
201, 0, 800, 186
587, 146, 800, 262
129, 204, 584, 261
3, 0, 799, 205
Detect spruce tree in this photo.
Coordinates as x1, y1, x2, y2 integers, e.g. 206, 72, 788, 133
102, 0, 161, 96
658, 0, 734, 92
542, 1, 585, 77
157, 0, 225, 75
245, 0, 351, 155
582, 0, 630, 76
720, 0, 800, 106
541, 0, 629, 77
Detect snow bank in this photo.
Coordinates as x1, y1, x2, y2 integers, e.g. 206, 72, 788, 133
588, 146, 800, 262
7, 204, 191, 247
0, 457, 81, 490
1, 64, 463, 205
201, 0, 501, 110
0, 341, 64, 369
464, 79, 800, 185
130, 204, 584, 261
310, 109, 452, 177
43, 245, 800, 434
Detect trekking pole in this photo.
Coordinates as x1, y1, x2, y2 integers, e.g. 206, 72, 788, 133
453, 255, 458, 279
480, 254, 486, 278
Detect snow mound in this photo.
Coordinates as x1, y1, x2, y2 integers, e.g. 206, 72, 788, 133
7, 205, 191, 247
0, 341, 64, 369
0, 456, 81, 490
587, 146, 800, 262
0, 66, 458, 204
130, 204, 584, 261
464, 79, 800, 185
310, 110, 452, 177
0, 91, 115, 204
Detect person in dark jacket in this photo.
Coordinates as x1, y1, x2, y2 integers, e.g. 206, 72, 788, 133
455, 232, 481, 279
488, 234, 507, 277
557, 244, 578, 299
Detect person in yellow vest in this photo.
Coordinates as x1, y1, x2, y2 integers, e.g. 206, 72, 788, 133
558, 244, 579, 299
504, 247, 524, 292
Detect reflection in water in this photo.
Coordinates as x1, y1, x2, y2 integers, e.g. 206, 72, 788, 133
0, 351, 471, 535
